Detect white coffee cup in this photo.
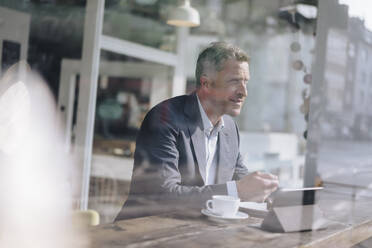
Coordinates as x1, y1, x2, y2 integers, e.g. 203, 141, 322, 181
206, 195, 240, 217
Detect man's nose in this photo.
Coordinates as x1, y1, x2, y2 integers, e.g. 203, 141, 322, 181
237, 83, 247, 97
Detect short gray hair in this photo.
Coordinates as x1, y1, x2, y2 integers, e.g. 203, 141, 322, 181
195, 42, 249, 87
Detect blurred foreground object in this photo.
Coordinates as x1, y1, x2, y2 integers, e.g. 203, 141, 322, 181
0, 63, 89, 248
73, 210, 100, 226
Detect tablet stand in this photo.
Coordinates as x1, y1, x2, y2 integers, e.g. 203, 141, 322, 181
261, 204, 327, 232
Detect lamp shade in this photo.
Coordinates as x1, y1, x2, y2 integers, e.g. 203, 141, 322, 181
167, 0, 200, 27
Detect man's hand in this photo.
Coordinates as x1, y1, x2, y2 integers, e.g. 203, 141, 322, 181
236, 171, 279, 202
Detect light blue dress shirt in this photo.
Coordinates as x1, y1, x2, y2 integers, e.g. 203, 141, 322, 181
196, 96, 239, 198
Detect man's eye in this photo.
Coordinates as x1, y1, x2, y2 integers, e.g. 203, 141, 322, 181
228, 79, 248, 86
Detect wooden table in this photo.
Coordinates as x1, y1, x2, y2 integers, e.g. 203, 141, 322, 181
90, 190, 372, 248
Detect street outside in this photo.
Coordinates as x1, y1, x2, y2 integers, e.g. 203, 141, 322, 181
316, 139, 372, 198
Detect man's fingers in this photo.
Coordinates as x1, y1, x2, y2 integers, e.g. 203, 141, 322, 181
257, 172, 278, 181
262, 178, 279, 190
258, 189, 275, 203
238, 172, 280, 202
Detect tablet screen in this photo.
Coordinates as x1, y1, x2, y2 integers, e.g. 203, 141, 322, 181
271, 187, 323, 207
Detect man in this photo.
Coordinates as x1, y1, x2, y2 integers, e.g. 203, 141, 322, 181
115, 42, 279, 221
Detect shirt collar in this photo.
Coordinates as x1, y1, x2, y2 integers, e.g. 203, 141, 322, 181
196, 95, 224, 135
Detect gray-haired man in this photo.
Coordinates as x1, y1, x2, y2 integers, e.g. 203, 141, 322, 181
115, 42, 279, 221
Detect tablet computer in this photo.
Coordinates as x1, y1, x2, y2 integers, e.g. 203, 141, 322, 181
261, 187, 325, 232
270, 187, 323, 208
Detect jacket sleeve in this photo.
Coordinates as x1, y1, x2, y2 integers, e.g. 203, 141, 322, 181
128, 106, 227, 208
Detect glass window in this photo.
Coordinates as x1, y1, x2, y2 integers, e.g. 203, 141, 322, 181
3, 2, 372, 246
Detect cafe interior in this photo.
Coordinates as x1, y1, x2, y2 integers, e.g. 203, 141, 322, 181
1, 0, 372, 247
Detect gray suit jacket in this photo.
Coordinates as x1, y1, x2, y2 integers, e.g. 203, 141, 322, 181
115, 93, 248, 221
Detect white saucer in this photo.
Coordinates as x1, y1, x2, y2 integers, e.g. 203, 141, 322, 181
201, 209, 248, 220
239, 202, 268, 212
239, 202, 268, 218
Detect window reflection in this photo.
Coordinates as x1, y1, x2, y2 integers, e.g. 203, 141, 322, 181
103, 0, 177, 52
304, 5, 372, 238
88, 50, 174, 222
2, 3, 372, 246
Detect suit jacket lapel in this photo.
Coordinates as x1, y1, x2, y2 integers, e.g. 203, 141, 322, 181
184, 93, 206, 182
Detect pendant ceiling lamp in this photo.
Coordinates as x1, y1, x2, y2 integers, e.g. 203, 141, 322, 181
167, 0, 200, 27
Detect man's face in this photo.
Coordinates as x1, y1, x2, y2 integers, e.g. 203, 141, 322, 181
207, 59, 249, 117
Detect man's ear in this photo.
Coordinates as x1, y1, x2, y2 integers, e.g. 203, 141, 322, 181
200, 75, 209, 88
